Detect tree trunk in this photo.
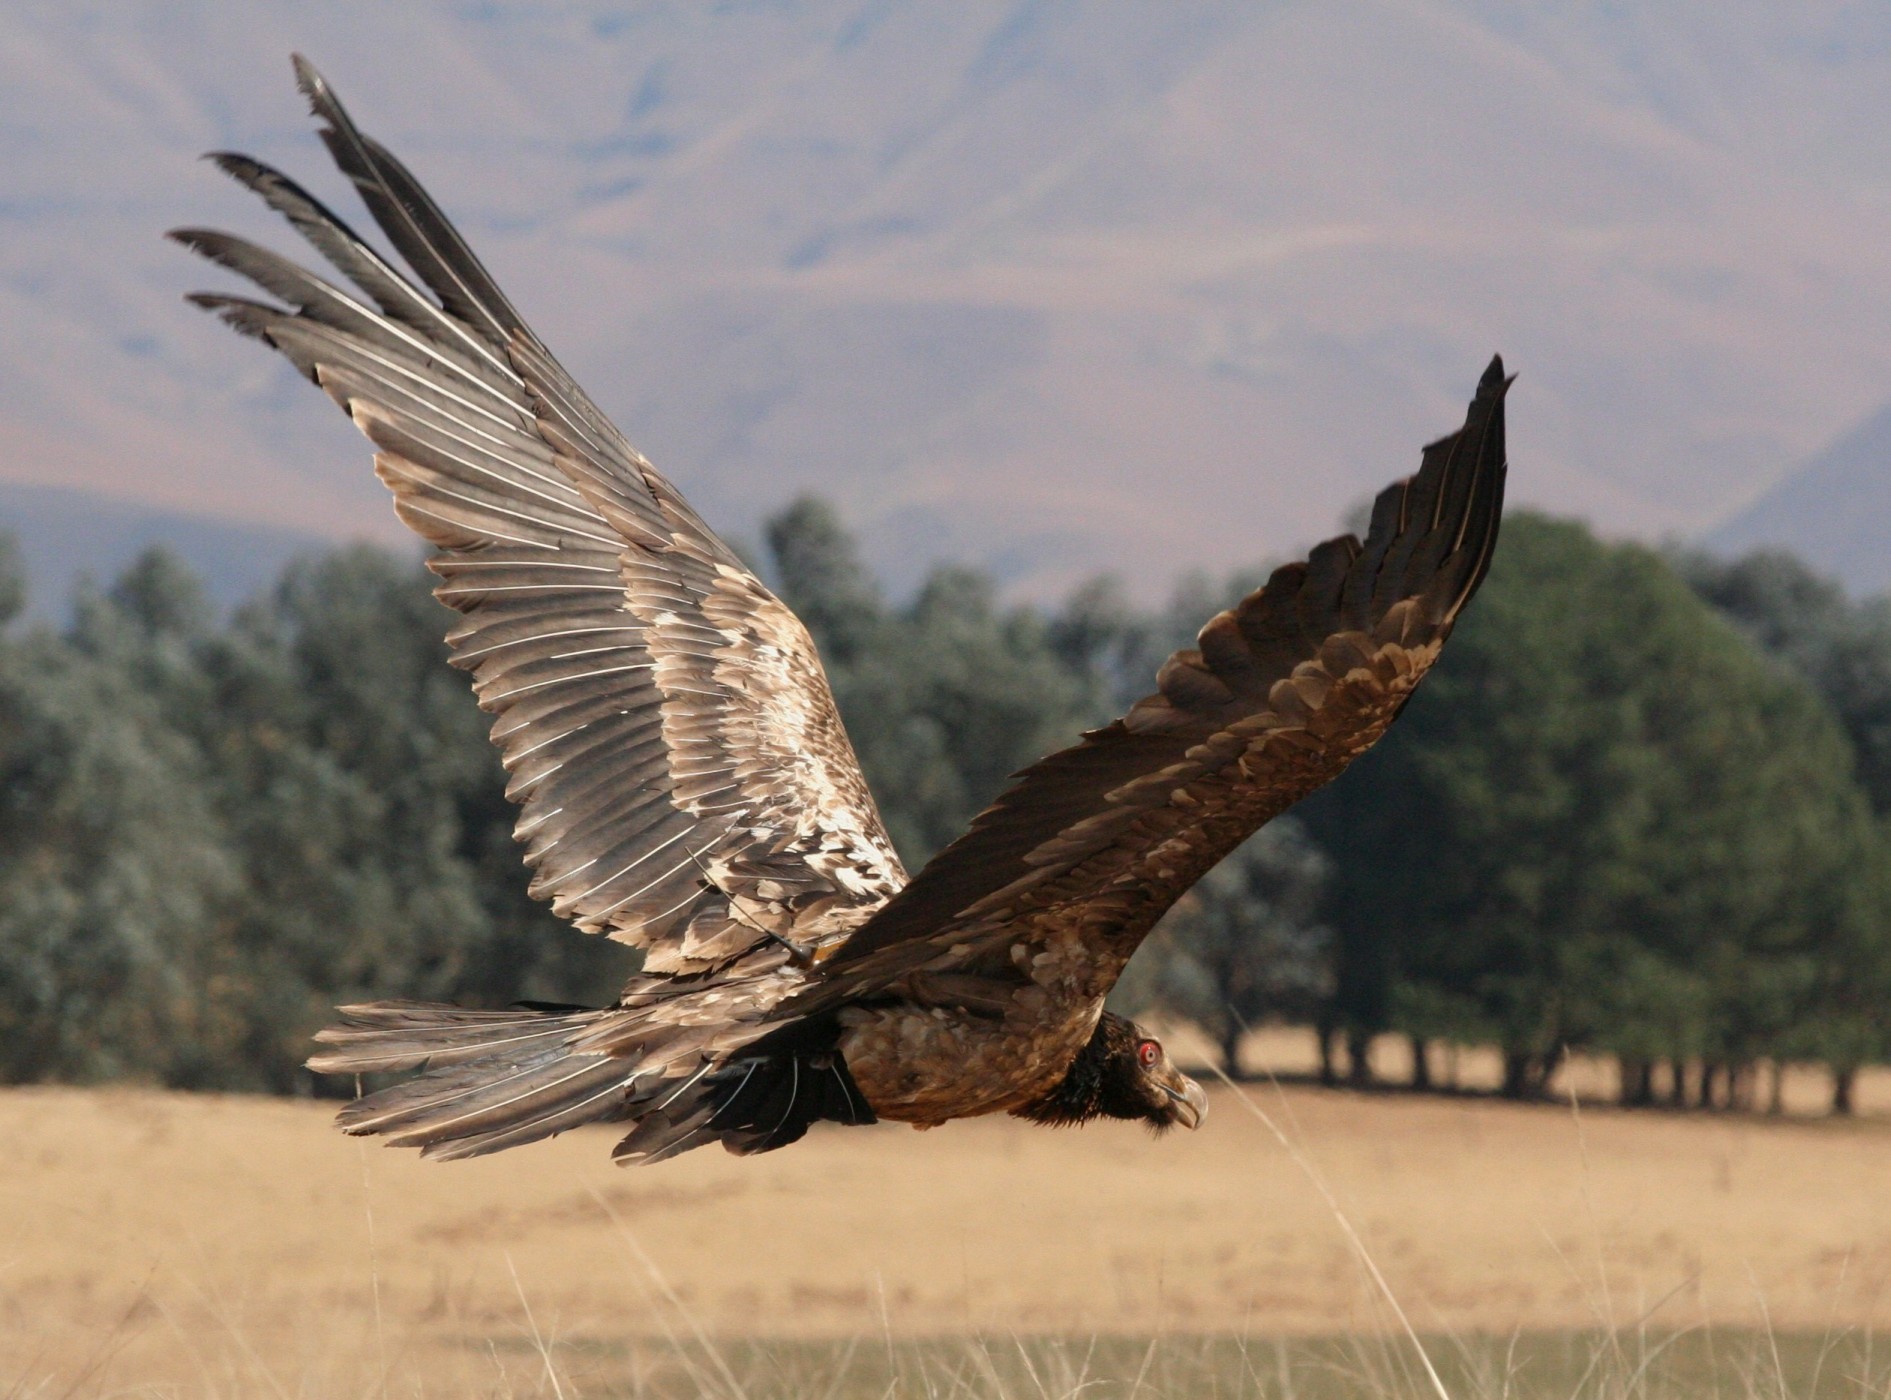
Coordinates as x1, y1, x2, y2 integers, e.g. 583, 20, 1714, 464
1501, 1049, 1538, 1099
1833, 1065, 1857, 1116
1619, 1057, 1653, 1108
1767, 1061, 1786, 1116
1729, 1062, 1755, 1113
1666, 1059, 1688, 1108
1409, 1035, 1432, 1091
1316, 1018, 1338, 1086
1219, 1025, 1245, 1082
1346, 1030, 1375, 1087
1696, 1060, 1718, 1109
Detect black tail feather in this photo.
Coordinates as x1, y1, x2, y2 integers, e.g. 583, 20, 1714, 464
612, 1051, 876, 1163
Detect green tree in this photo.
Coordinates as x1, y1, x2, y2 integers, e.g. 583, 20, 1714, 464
0, 555, 238, 1085
0, 543, 627, 1092
1680, 548, 1891, 817
1116, 815, 1333, 1077
5, 507, 1884, 1112
0, 531, 27, 628
766, 498, 885, 666
1301, 514, 1880, 1099
199, 545, 622, 1089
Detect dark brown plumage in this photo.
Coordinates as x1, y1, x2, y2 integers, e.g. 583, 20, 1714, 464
177, 58, 1508, 1165
1012, 1014, 1207, 1132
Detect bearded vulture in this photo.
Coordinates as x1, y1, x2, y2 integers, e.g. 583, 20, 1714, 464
174, 58, 1508, 1163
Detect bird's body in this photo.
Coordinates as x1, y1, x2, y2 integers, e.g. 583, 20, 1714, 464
176, 57, 1507, 1164
839, 956, 1106, 1125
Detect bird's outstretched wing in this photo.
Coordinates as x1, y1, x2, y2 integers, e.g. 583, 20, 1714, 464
174, 57, 904, 974
802, 360, 1509, 1007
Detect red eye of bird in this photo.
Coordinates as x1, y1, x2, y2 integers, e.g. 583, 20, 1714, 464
1137, 1039, 1160, 1069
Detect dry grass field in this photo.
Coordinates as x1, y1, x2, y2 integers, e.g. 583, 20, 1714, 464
7, 1033, 1891, 1397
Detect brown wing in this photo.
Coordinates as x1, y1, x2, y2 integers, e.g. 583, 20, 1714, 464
799, 359, 1509, 1009
174, 57, 904, 974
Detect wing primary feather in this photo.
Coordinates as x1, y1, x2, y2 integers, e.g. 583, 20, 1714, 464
205, 150, 519, 382
509, 336, 636, 468
453, 624, 643, 665
316, 358, 547, 464
267, 320, 527, 432
1340, 476, 1410, 632
591, 852, 706, 919
171, 228, 508, 396
434, 582, 630, 601
186, 58, 908, 979
386, 1059, 617, 1142
803, 357, 1512, 1010
184, 292, 287, 349
291, 54, 525, 344
349, 401, 606, 527
565, 826, 698, 904
654, 1061, 715, 1112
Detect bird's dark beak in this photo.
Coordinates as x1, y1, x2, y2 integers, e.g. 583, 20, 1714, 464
1165, 1077, 1208, 1131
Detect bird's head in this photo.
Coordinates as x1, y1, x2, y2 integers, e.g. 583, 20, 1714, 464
1014, 1011, 1208, 1133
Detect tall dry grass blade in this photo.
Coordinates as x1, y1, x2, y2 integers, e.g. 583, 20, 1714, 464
161, 1265, 295, 1400
1533, 1225, 1625, 1392
1071, 1335, 1102, 1400
1560, 1048, 1626, 1374
966, 1337, 1014, 1400
1604, 1282, 1702, 1400
1697, 1290, 1725, 1400
1125, 1334, 1160, 1400
47, 1267, 154, 1400
356, 1142, 389, 1399
585, 1185, 748, 1400
1208, 1064, 1454, 1400
1498, 1326, 1522, 1400
813, 1334, 863, 1400
875, 1270, 899, 1389
1008, 1334, 1049, 1400
505, 1249, 572, 1400
1748, 1265, 1787, 1400
1807, 1257, 1855, 1400
1859, 1317, 1883, 1400
483, 1336, 514, 1398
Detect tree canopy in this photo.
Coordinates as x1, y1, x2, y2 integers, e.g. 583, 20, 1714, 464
1298, 516, 1886, 1099
0, 504, 1883, 1111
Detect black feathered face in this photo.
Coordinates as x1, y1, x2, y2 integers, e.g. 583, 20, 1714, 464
1097, 1021, 1209, 1131
1014, 1012, 1208, 1132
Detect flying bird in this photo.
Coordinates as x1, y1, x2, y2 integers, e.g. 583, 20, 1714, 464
175, 58, 1508, 1164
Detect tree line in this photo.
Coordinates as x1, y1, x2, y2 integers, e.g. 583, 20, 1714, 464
0, 502, 1884, 1111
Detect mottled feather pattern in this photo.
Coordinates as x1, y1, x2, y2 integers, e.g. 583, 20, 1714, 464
799, 361, 1507, 1012
177, 58, 903, 979
179, 57, 1505, 1163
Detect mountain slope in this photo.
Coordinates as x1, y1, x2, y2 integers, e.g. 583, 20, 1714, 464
6, 2, 1891, 597
1706, 402, 1891, 596
0, 481, 335, 621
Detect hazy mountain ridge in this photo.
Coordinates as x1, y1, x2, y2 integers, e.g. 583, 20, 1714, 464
0, 480, 334, 621
1708, 401, 1891, 597
6, 1, 1891, 598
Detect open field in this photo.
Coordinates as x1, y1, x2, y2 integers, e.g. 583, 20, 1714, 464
7, 1039, 1891, 1396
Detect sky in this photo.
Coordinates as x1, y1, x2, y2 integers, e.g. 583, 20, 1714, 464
5, 1, 1891, 603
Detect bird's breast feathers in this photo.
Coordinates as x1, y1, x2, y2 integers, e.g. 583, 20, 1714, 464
837, 929, 1105, 1125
